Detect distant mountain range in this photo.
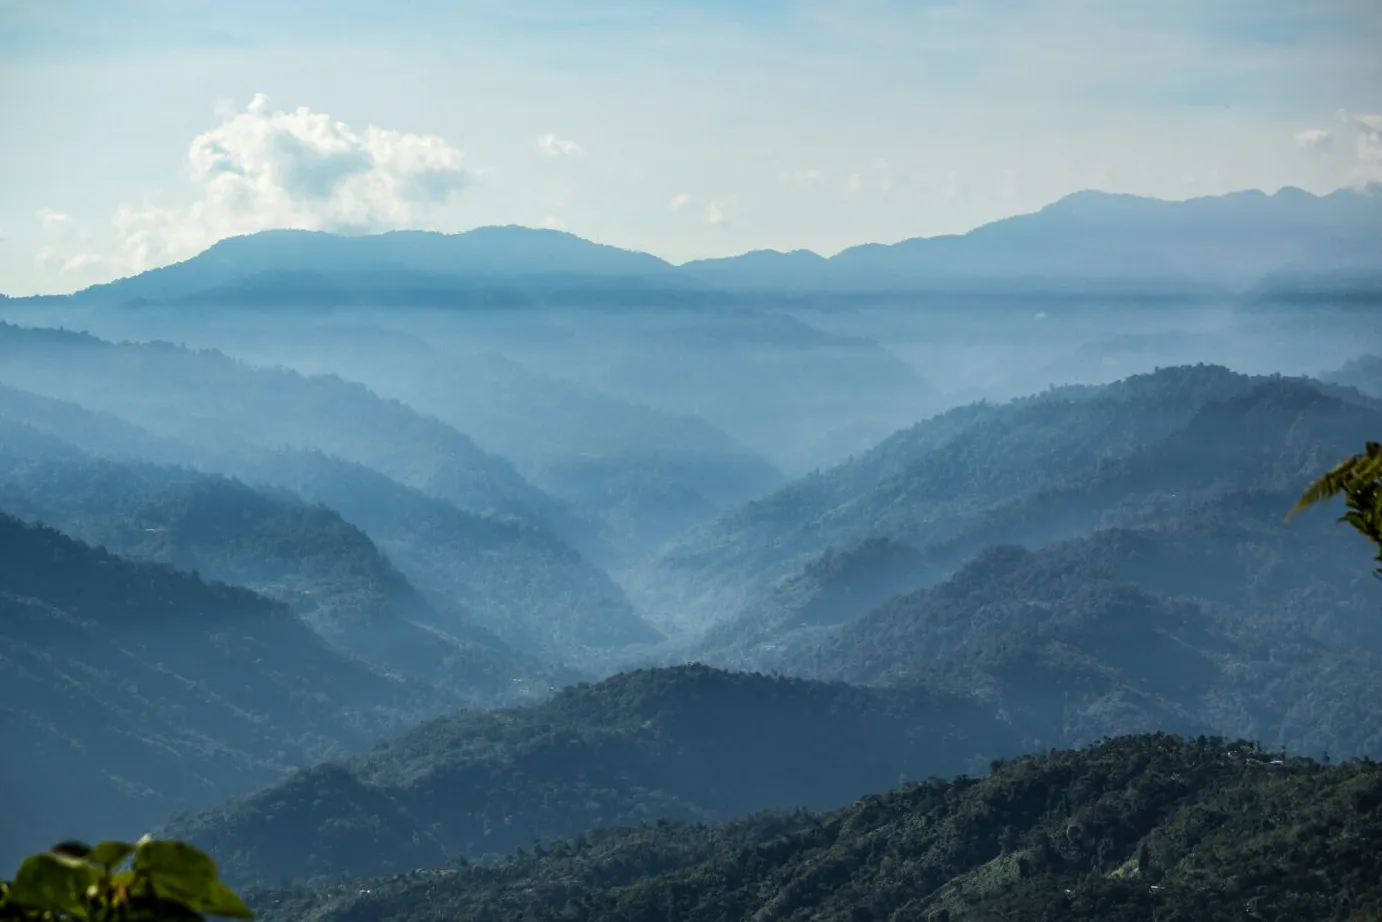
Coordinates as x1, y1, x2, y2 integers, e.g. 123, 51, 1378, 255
7, 185, 1380, 305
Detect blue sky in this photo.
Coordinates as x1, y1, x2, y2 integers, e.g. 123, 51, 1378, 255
2, 0, 1379, 294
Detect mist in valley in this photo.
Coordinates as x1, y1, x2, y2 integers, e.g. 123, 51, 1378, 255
4, 3, 1382, 916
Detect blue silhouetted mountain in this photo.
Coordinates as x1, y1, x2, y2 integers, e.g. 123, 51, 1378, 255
684, 185, 1382, 296
50, 226, 697, 308
11, 185, 1380, 307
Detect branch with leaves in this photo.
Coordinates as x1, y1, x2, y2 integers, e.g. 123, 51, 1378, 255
0, 838, 251, 922
1289, 440, 1382, 576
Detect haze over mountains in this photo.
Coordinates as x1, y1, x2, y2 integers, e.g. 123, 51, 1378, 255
2, 184, 1381, 917
8, 186, 1381, 308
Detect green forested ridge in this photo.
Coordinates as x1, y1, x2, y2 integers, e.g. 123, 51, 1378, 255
161, 665, 1013, 886
0, 514, 430, 869
245, 734, 1382, 922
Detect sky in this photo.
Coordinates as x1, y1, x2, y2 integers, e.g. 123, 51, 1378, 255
1, 0, 1380, 295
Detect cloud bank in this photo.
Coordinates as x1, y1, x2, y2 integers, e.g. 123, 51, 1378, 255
48, 93, 471, 278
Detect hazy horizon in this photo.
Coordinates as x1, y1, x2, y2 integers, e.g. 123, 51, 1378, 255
4, 0, 1380, 296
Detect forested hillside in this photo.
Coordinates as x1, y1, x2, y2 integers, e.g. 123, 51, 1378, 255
0, 456, 561, 703
162, 665, 1014, 885
248, 734, 1382, 922
0, 382, 658, 666
0, 514, 425, 869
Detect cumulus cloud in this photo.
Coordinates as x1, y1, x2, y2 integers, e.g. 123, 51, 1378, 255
1298, 111, 1382, 186
36, 208, 73, 230
705, 198, 738, 227
1294, 128, 1334, 151
59, 93, 471, 276
1347, 112, 1382, 173
668, 192, 692, 211
542, 214, 567, 229
536, 133, 582, 157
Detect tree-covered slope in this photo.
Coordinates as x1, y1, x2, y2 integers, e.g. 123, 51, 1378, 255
692, 537, 928, 668
0, 514, 424, 870
249, 734, 1382, 922
649, 367, 1381, 637
163, 665, 1015, 886
0, 382, 657, 664
0, 457, 560, 703
780, 534, 1382, 760
645, 364, 1267, 629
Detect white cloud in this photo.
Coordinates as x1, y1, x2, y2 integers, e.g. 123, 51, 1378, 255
1301, 110, 1382, 185
542, 214, 566, 229
780, 169, 824, 184
668, 192, 692, 211
1294, 128, 1334, 151
1346, 112, 1382, 174
536, 133, 583, 157
845, 160, 894, 195
36, 208, 73, 230
63, 93, 471, 276
705, 198, 735, 226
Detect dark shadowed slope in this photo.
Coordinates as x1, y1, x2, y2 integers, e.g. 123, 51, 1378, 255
781, 539, 1382, 759
0, 383, 656, 664
163, 665, 1014, 886
251, 734, 1382, 922
0, 456, 565, 704
0, 513, 424, 869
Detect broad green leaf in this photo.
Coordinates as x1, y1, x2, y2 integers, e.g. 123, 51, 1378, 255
133, 841, 247, 915
49, 842, 93, 861
88, 842, 137, 870
132, 841, 217, 888
124, 894, 205, 922
9, 852, 98, 917
185, 881, 253, 920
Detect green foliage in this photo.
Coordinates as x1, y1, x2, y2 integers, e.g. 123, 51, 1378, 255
0, 839, 249, 922
1289, 439, 1382, 575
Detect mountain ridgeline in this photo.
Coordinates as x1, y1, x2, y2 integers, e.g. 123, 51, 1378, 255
2, 184, 1381, 920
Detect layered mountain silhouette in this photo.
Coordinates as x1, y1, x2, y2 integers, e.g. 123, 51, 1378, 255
8, 186, 1380, 307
